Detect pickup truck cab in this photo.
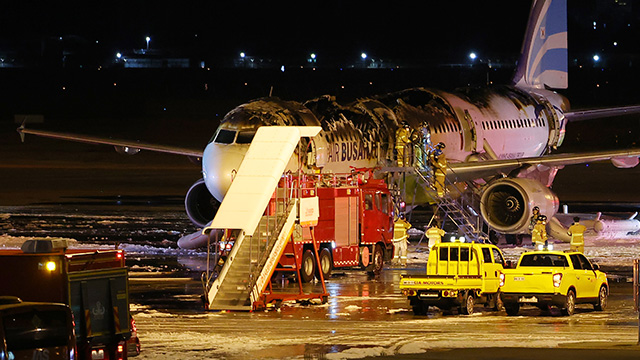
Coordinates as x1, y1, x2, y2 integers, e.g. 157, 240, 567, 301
399, 242, 505, 315
501, 250, 608, 316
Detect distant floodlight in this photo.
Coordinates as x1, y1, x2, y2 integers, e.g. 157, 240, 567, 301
240, 52, 246, 58
281, 65, 285, 72
146, 36, 150, 50
116, 52, 122, 59
469, 52, 477, 60
593, 54, 600, 62
310, 53, 316, 60
361, 52, 367, 60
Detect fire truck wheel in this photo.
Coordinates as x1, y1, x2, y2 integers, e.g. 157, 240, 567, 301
316, 248, 332, 280
369, 245, 384, 275
300, 249, 316, 283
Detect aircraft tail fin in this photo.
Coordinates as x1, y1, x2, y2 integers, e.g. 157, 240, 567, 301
512, 0, 568, 89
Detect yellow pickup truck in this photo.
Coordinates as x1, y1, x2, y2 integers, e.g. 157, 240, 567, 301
501, 250, 608, 316
399, 242, 505, 315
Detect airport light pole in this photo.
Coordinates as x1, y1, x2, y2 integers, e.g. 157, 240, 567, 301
146, 36, 151, 51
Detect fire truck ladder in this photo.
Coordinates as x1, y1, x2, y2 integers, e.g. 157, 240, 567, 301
202, 126, 323, 311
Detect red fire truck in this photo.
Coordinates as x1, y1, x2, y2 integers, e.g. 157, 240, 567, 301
282, 173, 395, 282
0, 239, 134, 360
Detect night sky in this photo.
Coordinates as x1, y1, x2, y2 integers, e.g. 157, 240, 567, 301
3, 1, 639, 65
1, 2, 540, 63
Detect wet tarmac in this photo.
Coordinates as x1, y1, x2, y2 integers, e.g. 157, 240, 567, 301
2, 207, 640, 359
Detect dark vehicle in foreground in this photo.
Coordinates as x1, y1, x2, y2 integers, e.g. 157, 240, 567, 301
0, 239, 137, 359
0, 296, 76, 360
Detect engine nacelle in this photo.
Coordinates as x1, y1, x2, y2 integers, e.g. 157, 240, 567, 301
185, 178, 220, 227
480, 178, 559, 234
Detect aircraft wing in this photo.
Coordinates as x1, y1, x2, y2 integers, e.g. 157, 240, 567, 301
18, 123, 204, 158
449, 148, 640, 181
564, 105, 640, 122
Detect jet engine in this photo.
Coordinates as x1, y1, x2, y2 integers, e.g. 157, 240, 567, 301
480, 178, 559, 234
185, 178, 220, 227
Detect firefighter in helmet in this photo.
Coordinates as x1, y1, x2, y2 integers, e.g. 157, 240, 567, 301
531, 214, 548, 248
567, 216, 586, 253
426, 223, 446, 249
393, 214, 412, 266
529, 206, 540, 232
428, 142, 447, 197
395, 122, 412, 167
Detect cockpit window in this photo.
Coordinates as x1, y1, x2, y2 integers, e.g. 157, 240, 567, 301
212, 129, 236, 144
235, 131, 256, 144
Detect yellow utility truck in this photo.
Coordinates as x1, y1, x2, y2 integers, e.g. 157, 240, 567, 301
399, 242, 506, 315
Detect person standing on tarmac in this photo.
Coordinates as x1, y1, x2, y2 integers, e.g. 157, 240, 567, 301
395, 122, 412, 167
426, 223, 446, 249
567, 217, 587, 253
529, 206, 540, 232
428, 142, 447, 197
531, 215, 548, 248
393, 215, 412, 266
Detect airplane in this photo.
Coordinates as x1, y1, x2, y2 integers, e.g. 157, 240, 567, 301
18, 0, 640, 250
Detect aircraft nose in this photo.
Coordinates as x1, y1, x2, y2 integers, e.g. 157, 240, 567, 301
201, 142, 247, 202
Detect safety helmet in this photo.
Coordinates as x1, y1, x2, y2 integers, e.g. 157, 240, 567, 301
436, 142, 446, 149
538, 215, 547, 221
533, 206, 540, 212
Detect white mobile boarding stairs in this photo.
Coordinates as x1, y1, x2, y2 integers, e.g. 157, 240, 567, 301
202, 126, 323, 311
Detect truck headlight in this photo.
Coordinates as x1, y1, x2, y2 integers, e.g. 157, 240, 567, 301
45, 261, 56, 271
553, 273, 562, 288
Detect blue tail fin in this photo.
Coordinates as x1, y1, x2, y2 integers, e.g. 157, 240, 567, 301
512, 0, 568, 89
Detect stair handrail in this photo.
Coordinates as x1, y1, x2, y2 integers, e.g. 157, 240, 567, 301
248, 199, 298, 305
206, 228, 247, 304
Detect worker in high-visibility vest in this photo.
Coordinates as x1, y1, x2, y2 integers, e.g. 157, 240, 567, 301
393, 215, 412, 266
426, 224, 446, 249
428, 142, 447, 197
395, 123, 412, 167
531, 215, 548, 248
529, 206, 540, 232
567, 216, 587, 253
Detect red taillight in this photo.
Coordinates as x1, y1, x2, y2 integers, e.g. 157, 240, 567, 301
117, 341, 125, 360
553, 273, 562, 288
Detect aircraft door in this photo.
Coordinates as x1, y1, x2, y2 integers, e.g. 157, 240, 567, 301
462, 109, 478, 152
535, 97, 561, 150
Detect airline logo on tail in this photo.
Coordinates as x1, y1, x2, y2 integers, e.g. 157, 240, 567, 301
513, 0, 568, 89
